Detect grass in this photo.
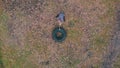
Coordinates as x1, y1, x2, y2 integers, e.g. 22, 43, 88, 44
0, 0, 119, 68
2, 45, 36, 68
0, 40, 4, 68
0, 10, 32, 68
0, 12, 9, 40
113, 53, 120, 68
60, 56, 80, 68
0, 8, 8, 68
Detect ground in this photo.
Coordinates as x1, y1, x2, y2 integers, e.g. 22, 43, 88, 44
0, 0, 120, 68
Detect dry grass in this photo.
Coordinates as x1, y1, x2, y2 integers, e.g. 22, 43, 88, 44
0, 0, 120, 68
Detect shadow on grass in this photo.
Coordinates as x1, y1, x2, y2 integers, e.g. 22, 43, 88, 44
102, 3, 120, 68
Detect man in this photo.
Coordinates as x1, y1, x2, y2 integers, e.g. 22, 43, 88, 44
56, 11, 65, 26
